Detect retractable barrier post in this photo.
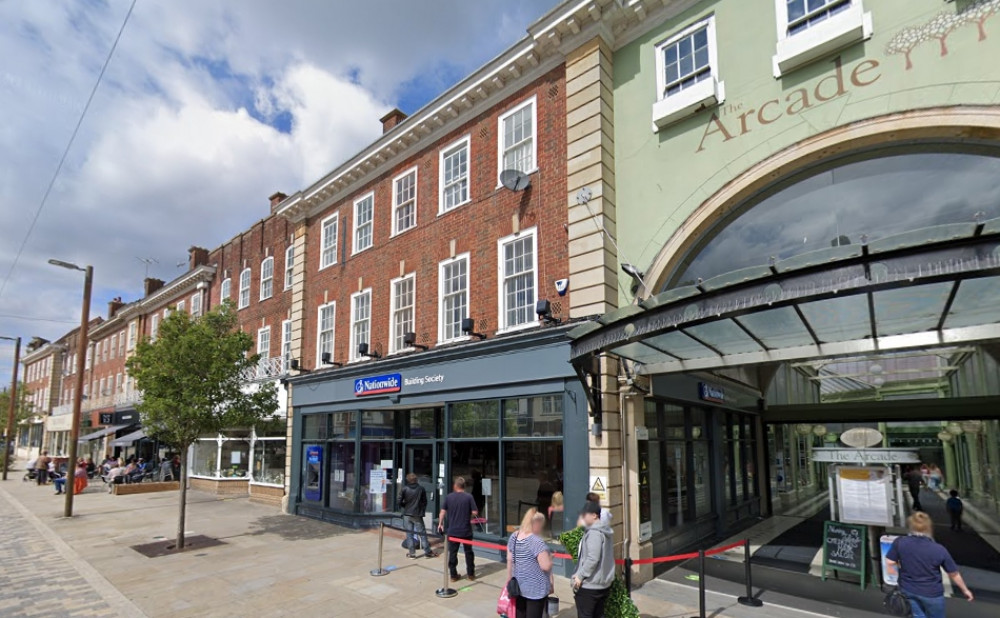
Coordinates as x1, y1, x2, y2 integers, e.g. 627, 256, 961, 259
370, 522, 389, 577
624, 557, 633, 595
737, 540, 763, 607
435, 537, 458, 598
692, 549, 706, 618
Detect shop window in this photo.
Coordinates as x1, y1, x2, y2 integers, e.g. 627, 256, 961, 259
192, 438, 220, 477
331, 412, 355, 439
502, 396, 563, 437
360, 442, 394, 514
361, 410, 394, 440
450, 442, 501, 536
328, 442, 356, 512
504, 441, 563, 539
253, 423, 286, 486
665, 440, 688, 528
303, 414, 328, 440
407, 408, 439, 439
450, 401, 500, 438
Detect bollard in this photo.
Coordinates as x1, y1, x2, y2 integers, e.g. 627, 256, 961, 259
737, 540, 763, 607
435, 536, 458, 598
624, 557, 633, 596
370, 522, 389, 577
689, 549, 706, 618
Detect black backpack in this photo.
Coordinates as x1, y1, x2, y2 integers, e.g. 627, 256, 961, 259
883, 588, 912, 617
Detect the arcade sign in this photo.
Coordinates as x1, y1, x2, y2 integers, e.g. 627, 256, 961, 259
355, 373, 402, 397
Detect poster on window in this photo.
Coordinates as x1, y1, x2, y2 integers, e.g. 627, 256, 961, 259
369, 469, 387, 494
637, 440, 652, 542
836, 466, 893, 526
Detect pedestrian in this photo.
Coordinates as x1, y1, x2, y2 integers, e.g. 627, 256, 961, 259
906, 465, 923, 512
73, 460, 89, 495
928, 464, 943, 490
398, 473, 435, 559
586, 492, 613, 525
437, 476, 479, 582
885, 512, 974, 618
35, 451, 51, 485
506, 508, 553, 618
945, 490, 964, 532
53, 470, 67, 495
572, 501, 614, 618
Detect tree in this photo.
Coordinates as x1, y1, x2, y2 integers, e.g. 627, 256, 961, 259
126, 302, 278, 549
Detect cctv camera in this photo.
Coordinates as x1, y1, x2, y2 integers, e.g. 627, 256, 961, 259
554, 278, 569, 296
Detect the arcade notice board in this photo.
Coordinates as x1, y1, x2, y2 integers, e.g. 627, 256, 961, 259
836, 466, 893, 527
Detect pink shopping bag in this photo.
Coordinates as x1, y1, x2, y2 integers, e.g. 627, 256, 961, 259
498, 586, 516, 618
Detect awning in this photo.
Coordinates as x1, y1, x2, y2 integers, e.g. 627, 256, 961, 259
110, 429, 148, 447
569, 219, 1000, 375
77, 425, 129, 443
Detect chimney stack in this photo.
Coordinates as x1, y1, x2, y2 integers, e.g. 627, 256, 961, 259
107, 297, 125, 318
188, 246, 209, 270
380, 108, 407, 134
144, 278, 165, 297
269, 191, 288, 214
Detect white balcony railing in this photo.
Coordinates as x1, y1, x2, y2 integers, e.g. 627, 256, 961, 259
114, 390, 144, 407
82, 394, 115, 412
51, 403, 74, 416
239, 356, 287, 383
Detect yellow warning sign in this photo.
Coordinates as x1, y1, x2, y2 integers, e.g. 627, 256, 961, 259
589, 475, 608, 501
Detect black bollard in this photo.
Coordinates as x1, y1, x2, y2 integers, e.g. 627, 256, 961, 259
625, 557, 633, 595
737, 540, 763, 607
689, 549, 706, 618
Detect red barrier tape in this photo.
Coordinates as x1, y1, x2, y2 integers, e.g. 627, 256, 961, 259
445, 536, 746, 566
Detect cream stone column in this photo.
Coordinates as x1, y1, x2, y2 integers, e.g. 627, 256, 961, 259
282, 221, 308, 512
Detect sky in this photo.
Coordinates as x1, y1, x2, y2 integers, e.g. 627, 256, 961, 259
0, 0, 555, 383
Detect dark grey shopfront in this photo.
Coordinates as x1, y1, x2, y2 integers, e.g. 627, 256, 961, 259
287, 328, 589, 545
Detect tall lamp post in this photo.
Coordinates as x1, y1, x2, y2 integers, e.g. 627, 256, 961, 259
49, 259, 92, 518
1, 335, 21, 480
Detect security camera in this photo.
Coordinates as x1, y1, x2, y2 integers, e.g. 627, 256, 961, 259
554, 278, 569, 296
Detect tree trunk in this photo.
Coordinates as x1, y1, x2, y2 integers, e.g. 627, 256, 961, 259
177, 444, 188, 550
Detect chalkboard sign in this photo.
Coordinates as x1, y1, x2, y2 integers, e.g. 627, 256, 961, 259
821, 521, 867, 590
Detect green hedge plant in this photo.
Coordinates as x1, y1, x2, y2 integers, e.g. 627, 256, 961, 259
558, 527, 640, 618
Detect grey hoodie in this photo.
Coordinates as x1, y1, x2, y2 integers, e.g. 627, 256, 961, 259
573, 519, 615, 590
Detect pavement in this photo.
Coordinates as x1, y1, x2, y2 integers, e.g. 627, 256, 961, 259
1, 469, 938, 617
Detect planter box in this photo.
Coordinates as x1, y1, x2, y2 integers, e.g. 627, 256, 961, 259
190, 477, 249, 496
113, 481, 180, 496
249, 483, 284, 506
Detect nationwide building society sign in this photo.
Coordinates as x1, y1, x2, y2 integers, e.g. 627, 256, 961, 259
355, 373, 402, 397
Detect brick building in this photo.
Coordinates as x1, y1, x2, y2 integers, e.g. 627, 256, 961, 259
17, 336, 64, 460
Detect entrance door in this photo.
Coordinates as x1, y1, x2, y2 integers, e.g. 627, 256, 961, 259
404, 443, 438, 529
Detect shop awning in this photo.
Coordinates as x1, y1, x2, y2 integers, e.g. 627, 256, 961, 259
77, 425, 128, 443
569, 219, 1000, 375
110, 429, 148, 447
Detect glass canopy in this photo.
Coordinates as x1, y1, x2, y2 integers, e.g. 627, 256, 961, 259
569, 218, 1000, 375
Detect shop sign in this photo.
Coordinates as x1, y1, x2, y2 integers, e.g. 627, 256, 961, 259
812, 448, 919, 465
403, 374, 445, 387
99, 412, 114, 425
114, 410, 138, 425
354, 373, 401, 397
698, 382, 725, 403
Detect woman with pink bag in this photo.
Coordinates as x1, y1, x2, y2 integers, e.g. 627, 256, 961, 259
500, 508, 553, 618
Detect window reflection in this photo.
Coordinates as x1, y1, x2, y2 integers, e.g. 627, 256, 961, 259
671, 151, 1000, 288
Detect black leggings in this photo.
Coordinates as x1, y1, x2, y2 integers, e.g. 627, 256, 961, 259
515, 596, 545, 618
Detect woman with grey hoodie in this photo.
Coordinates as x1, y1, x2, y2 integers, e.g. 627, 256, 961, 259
572, 501, 615, 618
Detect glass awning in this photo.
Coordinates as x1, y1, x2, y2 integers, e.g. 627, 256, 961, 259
569, 219, 1000, 375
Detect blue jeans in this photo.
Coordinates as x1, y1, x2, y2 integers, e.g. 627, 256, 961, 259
403, 515, 432, 556
53, 477, 66, 493
906, 591, 945, 618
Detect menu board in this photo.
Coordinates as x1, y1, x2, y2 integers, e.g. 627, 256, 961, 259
822, 521, 868, 590
836, 466, 893, 526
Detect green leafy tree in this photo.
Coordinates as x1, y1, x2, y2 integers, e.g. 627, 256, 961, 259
126, 302, 278, 549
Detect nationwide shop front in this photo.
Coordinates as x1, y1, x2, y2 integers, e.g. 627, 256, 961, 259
287, 326, 590, 549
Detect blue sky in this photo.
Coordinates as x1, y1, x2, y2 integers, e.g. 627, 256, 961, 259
0, 0, 554, 385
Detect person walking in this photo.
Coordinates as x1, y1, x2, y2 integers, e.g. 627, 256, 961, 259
945, 490, 964, 532
906, 465, 924, 512
73, 459, 89, 495
586, 492, 613, 525
885, 512, 974, 618
572, 501, 615, 618
438, 476, 479, 582
398, 473, 435, 559
35, 451, 51, 486
507, 508, 553, 618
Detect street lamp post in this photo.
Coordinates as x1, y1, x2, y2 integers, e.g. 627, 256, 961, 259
49, 259, 93, 518
1, 335, 21, 480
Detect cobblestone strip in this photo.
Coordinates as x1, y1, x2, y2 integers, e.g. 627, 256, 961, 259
0, 486, 146, 618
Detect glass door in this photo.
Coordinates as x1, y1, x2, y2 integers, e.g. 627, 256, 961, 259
404, 443, 438, 529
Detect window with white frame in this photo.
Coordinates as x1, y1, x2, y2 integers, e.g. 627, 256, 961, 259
320, 213, 339, 268
221, 277, 231, 301
191, 292, 202, 317
652, 15, 723, 131
281, 320, 292, 371
498, 228, 537, 331
150, 313, 160, 340
390, 274, 415, 354
284, 246, 294, 290
127, 321, 138, 350
102, 340, 109, 362
257, 326, 271, 359
239, 268, 251, 309
440, 137, 470, 212
350, 289, 371, 362
772, 0, 870, 77
393, 168, 417, 235
353, 193, 374, 254
177, 300, 185, 313
115, 373, 122, 392
110, 335, 117, 359
260, 257, 274, 300
118, 331, 125, 356
316, 302, 336, 366
498, 97, 536, 179
439, 254, 469, 342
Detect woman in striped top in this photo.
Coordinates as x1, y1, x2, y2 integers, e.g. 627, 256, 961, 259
507, 508, 554, 618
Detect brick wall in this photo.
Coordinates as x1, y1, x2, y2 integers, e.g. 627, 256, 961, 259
298, 66, 568, 368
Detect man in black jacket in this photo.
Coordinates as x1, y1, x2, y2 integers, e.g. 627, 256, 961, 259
399, 473, 435, 559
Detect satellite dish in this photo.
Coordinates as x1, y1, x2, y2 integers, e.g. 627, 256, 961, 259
840, 427, 883, 449
499, 169, 531, 192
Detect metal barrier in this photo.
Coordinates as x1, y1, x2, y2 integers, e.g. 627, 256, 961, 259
369, 522, 389, 577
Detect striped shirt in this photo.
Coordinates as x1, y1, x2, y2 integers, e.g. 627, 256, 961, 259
507, 533, 551, 600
